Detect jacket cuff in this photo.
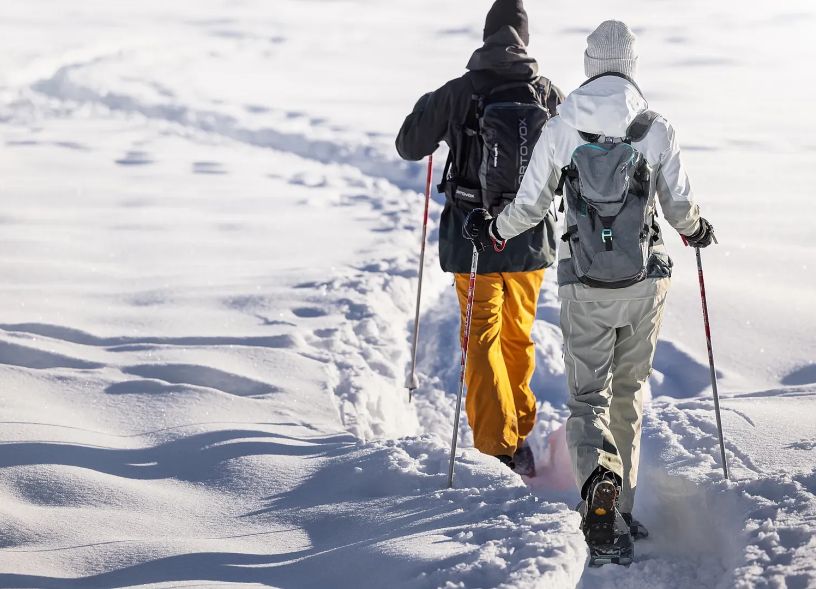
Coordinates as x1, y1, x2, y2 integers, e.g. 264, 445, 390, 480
489, 219, 505, 242
684, 219, 704, 239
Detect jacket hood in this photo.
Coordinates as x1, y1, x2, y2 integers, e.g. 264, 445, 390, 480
466, 26, 538, 79
557, 74, 647, 137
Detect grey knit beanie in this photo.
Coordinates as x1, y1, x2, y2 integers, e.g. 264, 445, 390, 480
584, 20, 638, 79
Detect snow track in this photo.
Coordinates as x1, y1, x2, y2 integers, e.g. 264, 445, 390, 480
19, 57, 424, 192
0, 1, 813, 587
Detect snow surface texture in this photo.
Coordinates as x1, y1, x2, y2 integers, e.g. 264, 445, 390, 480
0, 1, 814, 588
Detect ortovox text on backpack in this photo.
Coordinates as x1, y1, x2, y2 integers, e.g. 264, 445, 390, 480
476, 80, 551, 215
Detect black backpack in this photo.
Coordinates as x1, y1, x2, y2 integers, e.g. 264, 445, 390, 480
442, 77, 554, 216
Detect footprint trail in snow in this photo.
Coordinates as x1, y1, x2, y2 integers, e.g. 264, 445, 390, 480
0, 1, 814, 588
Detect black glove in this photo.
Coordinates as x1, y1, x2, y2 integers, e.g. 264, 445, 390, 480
463, 208, 505, 253
684, 217, 716, 248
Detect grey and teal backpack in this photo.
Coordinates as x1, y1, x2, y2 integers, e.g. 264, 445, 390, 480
556, 110, 661, 288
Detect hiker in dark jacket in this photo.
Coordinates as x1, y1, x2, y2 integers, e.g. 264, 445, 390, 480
396, 0, 563, 474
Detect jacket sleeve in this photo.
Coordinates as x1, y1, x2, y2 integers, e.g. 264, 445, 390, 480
395, 87, 451, 161
655, 120, 702, 236
495, 123, 560, 240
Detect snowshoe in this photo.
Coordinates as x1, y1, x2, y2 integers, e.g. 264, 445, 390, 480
587, 514, 634, 567
576, 502, 635, 567
577, 469, 634, 567
621, 512, 649, 541
512, 443, 536, 477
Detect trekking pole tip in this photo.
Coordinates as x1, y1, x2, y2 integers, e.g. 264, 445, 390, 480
405, 374, 419, 391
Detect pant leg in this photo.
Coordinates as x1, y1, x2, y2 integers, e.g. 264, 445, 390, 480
454, 273, 516, 456
561, 298, 624, 491
609, 289, 668, 513
499, 269, 545, 445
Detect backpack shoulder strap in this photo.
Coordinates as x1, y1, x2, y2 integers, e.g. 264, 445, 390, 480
535, 75, 552, 99
442, 74, 482, 187
535, 76, 554, 115
626, 110, 660, 142
454, 72, 482, 136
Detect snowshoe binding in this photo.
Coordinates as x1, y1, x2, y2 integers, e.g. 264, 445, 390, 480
578, 469, 634, 567
621, 512, 649, 541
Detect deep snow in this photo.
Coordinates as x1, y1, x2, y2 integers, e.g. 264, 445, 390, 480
0, 1, 814, 588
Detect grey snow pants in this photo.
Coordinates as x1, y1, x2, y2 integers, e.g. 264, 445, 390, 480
559, 278, 669, 514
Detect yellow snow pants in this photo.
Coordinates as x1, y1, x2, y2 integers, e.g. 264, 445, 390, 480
454, 270, 544, 457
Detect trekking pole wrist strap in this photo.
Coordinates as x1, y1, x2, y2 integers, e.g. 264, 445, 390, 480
489, 219, 507, 252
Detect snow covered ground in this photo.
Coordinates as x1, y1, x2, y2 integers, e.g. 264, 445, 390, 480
0, 1, 813, 587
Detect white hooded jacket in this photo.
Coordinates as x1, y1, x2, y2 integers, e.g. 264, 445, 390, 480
495, 75, 702, 294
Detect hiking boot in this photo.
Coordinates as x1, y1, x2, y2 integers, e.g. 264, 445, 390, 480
512, 442, 536, 477
496, 455, 515, 470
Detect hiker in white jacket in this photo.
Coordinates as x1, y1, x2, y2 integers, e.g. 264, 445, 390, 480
464, 20, 716, 545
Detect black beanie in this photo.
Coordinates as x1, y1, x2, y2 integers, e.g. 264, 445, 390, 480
483, 0, 529, 45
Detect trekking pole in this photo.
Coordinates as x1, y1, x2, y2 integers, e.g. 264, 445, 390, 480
405, 155, 434, 402
448, 244, 479, 488
684, 236, 729, 480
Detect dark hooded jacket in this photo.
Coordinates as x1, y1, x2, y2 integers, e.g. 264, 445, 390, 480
396, 27, 564, 274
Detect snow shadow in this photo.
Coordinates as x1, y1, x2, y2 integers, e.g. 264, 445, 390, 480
5, 139, 90, 151
0, 439, 572, 589
781, 363, 816, 386
120, 364, 281, 397
0, 429, 351, 482
0, 341, 102, 370
114, 150, 154, 166
437, 26, 480, 37
192, 161, 227, 175
650, 339, 720, 399
0, 323, 295, 350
